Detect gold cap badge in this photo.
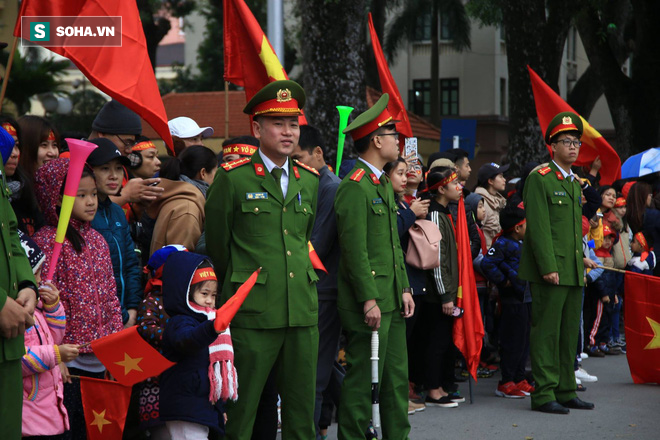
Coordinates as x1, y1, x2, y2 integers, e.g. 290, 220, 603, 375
276, 88, 292, 103
562, 116, 572, 125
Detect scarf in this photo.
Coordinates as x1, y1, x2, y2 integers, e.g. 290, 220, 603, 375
189, 302, 238, 403
180, 174, 210, 199
7, 178, 22, 202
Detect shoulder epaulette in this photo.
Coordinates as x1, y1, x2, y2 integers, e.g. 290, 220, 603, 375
537, 166, 552, 176
293, 159, 319, 176
349, 168, 366, 182
221, 157, 251, 171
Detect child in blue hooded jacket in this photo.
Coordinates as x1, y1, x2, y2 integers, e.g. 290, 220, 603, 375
160, 251, 237, 439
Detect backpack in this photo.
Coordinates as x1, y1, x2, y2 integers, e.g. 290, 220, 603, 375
406, 219, 442, 269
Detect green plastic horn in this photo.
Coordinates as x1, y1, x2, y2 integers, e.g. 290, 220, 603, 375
335, 105, 354, 175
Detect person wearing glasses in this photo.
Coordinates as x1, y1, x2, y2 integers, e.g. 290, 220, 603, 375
519, 111, 596, 414
89, 100, 164, 206
334, 94, 415, 439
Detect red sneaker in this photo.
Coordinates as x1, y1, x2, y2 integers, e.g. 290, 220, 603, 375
515, 380, 535, 396
495, 382, 526, 399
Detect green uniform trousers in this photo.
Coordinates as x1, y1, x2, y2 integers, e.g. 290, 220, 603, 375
338, 310, 410, 440
530, 283, 581, 408
225, 326, 318, 440
0, 359, 22, 439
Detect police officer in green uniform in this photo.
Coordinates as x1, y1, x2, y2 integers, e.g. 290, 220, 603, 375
334, 94, 415, 439
519, 111, 595, 414
206, 80, 320, 439
0, 133, 38, 438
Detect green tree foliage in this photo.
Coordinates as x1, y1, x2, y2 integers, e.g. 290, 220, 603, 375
0, 48, 68, 115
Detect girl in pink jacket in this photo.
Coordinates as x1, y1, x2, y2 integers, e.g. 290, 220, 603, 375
19, 231, 80, 438
33, 159, 123, 439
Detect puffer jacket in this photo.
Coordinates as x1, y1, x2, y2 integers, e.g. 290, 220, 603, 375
146, 179, 205, 254
160, 252, 225, 433
91, 196, 142, 323
21, 300, 69, 436
32, 159, 123, 352
480, 235, 529, 303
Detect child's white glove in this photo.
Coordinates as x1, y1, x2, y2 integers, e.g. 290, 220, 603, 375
630, 256, 649, 271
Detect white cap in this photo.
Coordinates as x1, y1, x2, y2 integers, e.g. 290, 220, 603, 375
168, 117, 214, 139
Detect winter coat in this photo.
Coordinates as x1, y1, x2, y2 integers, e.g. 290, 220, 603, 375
91, 196, 143, 324
480, 235, 529, 303
32, 159, 123, 352
474, 186, 506, 247
147, 178, 205, 255
160, 252, 225, 433
21, 300, 69, 436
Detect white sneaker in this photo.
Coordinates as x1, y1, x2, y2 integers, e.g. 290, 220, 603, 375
575, 367, 598, 382
580, 352, 589, 359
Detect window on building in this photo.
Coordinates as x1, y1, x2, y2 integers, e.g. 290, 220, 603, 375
500, 78, 507, 116
414, 13, 432, 41
410, 79, 431, 117
440, 14, 454, 41
440, 78, 459, 116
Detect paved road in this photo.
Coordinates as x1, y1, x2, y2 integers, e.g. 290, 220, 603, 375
316, 353, 659, 439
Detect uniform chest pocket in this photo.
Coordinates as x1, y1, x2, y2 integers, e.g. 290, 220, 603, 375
294, 202, 314, 235
369, 203, 389, 235
549, 196, 568, 207
241, 201, 272, 236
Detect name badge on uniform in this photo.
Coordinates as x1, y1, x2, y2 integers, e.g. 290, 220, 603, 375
553, 191, 566, 196
372, 198, 383, 204
246, 192, 268, 200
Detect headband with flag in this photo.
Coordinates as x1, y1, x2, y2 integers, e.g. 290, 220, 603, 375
422, 171, 459, 194
223, 143, 258, 158
2, 122, 17, 136
132, 140, 157, 152
615, 197, 626, 208
192, 268, 217, 285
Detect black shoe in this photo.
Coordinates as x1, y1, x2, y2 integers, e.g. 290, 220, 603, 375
533, 401, 570, 414
425, 395, 458, 408
560, 397, 595, 410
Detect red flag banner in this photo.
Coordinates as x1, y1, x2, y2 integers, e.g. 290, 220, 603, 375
14, 0, 175, 155
215, 267, 261, 332
308, 241, 328, 274
91, 326, 175, 386
624, 272, 660, 384
527, 66, 621, 185
453, 196, 484, 381
80, 376, 131, 440
368, 13, 413, 143
223, 0, 306, 124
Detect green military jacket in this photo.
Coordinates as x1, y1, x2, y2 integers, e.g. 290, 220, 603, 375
334, 160, 409, 313
519, 161, 584, 287
205, 151, 319, 329
0, 160, 36, 362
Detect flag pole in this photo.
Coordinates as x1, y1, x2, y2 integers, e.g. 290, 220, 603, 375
225, 81, 230, 139
0, 36, 19, 113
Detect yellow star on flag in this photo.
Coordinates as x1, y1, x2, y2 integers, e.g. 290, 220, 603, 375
114, 352, 143, 375
259, 36, 286, 81
644, 317, 660, 350
90, 409, 112, 433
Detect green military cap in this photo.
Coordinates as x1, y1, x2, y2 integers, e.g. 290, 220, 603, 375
545, 111, 583, 144
343, 93, 399, 141
243, 80, 306, 117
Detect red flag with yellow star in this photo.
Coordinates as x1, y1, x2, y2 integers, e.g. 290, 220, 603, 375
91, 326, 175, 386
80, 377, 131, 440
308, 241, 328, 274
528, 66, 621, 185
624, 272, 660, 384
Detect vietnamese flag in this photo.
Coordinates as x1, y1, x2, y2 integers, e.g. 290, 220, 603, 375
80, 376, 131, 440
624, 272, 660, 384
91, 326, 175, 386
368, 13, 413, 144
308, 241, 328, 274
215, 267, 261, 332
453, 196, 484, 381
528, 66, 621, 185
13, 0, 175, 155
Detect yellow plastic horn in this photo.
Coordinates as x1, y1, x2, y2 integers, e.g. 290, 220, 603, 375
335, 105, 354, 175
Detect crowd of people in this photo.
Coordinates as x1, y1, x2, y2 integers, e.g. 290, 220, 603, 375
1, 80, 659, 439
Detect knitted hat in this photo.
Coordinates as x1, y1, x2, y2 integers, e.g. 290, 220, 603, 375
92, 100, 142, 135
17, 230, 45, 274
